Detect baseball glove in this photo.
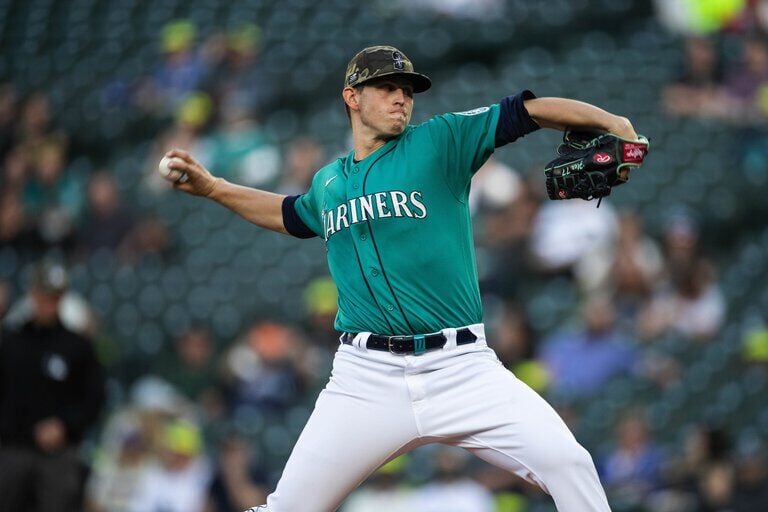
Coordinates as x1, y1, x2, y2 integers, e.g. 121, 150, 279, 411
544, 130, 649, 205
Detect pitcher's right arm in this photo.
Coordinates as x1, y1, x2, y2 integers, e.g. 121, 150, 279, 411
165, 149, 288, 235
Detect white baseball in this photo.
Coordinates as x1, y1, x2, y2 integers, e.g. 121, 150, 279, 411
158, 155, 188, 183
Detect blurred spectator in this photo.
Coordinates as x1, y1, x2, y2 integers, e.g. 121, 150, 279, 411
86, 420, 150, 512
540, 294, 636, 397
411, 448, 495, 512
489, 303, 549, 393
577, 212, 664, 315
696, 461, 736, 511
468, 156, 521, 216
200, 24, 276, 117
476, 176, 541, 297
724, 35, 768, 125
203, 92, 281, 188
342, 456, 413, 512
659, 426, 734, 508
86, 376, 203, 512
78, 172, 136, 255
117, 217, 173, 264
17, 92, 63, 151
754, 1, 768, 32
0, 191, 39, 256
3, 146, 28, 192
131, 419, 212, 512
22, 139, 83, 251
663, 36, 726, 118
207, 434, 268, 512
222, 321, 303, 413
0, 82, 18, 159
529, 198, 618, 275
636, 347, 682, 390
134, 20, 206, 117
302, 276, 340, 350
5, 265, 99, 338
601, 412, 665, 506
662, 213, 702, 282
732, 448, 768, 510
637, 258, 725, 341
99, 376, 194, 460
155, 327, 223, 417
145, 92, 213, 194
610, 214, 664, 302
0, 261, 105, 512
277, 136, 326, 196
298, 277, 340, 384
490, 303, 535, 368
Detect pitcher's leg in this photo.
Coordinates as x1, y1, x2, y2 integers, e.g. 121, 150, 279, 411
456, 369, 610, 512
418, 349, 610, 512
265, 350, 420, 512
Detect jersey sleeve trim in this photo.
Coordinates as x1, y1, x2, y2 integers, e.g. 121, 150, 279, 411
282, 195, 318, 239
494, 90, 540, 147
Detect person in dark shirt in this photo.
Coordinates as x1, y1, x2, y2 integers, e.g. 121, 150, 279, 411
0, 262, 105, 512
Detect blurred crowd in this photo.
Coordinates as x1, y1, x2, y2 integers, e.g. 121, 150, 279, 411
660, 1, 768, 193
2, 7, 768, 512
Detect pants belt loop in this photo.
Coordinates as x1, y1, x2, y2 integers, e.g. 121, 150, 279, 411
468, 323, 485, 344
443, 327, 458, 350
355, 333, 369, 351
413, 334, 426, 355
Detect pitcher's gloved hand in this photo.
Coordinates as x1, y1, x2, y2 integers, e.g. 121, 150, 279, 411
544, 130, 650, 205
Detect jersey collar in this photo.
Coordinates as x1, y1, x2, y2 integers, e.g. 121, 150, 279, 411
346, 128, 410, 175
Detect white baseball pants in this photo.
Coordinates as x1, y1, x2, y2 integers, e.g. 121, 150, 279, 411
256, 324, 610, 512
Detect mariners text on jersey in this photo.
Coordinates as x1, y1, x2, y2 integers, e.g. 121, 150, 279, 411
322, 190, 427, 240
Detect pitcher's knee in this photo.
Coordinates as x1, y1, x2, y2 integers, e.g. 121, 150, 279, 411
556, 443, 597, 476
537, 440, 597, 478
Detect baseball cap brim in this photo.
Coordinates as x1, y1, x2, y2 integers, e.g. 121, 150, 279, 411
355, 71, 432, 94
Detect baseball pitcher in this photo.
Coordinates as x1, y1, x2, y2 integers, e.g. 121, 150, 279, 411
165, 46, 649, 512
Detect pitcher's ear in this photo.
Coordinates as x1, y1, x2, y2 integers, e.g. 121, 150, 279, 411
343, 86, 360, 111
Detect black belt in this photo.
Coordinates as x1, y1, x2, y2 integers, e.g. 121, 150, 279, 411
341, 327, 478, 355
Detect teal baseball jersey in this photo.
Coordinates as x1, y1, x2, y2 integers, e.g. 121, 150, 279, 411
294, 105, 500, 335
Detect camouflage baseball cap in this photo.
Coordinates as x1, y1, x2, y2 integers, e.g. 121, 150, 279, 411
344, 46, 431, 93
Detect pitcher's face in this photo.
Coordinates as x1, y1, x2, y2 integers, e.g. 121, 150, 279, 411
353, 76, 414, 140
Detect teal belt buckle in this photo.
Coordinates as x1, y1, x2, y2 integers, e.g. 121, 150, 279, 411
413, 334, 426, 355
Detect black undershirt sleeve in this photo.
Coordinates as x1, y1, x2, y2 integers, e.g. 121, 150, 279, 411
494, 90, 541, 148
282, 195, 317, 239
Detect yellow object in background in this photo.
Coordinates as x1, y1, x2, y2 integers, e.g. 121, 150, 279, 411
743, 327, 768, 362
305, 276, 339, 317
377, 454, 408, 475
495, 491, 528, 512
162, 19, 196, 53
512, 360, 550, 394
177, 92, 213, 129
163, 419, 203, 456
687, 0, 745, 33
